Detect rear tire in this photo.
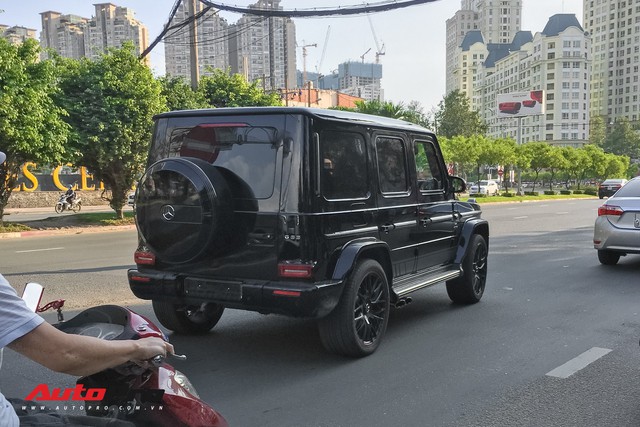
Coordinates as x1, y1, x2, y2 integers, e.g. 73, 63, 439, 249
72, 201, 81, 213
152, 300, 224, 334
446, 234, 488, 304
597, 250, 620, 265
318, 259, 390, 357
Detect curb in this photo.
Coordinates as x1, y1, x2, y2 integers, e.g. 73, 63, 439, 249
0, 224, 136, 240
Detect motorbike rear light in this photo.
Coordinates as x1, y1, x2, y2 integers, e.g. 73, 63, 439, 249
134, 250, 156, 265
278, 262, 314, 278
129, 275, 151, 283
597, 205, 624, 216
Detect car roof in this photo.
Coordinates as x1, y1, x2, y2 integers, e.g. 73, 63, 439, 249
602, 178, 627, 183
154, 107, 435, 135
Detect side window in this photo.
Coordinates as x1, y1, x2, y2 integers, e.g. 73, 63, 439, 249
376, 136, 408, 194
320, 131, 368, 200
415, 140, 444, 191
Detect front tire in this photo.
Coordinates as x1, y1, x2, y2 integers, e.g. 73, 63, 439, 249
446, 234, 488, 304
318, 259, 390, 357
152, 300, 224, 334
55, 203, 64, 214
597, 250, 620, 265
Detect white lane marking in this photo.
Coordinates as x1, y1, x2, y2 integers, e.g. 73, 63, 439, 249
546, 347, 612, 379
556, 211, 569, 215
16, 247, 64, 254
513, 216, 528, 220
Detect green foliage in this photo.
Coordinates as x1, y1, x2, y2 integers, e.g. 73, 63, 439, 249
543, 190, 557, 195
584, 188, 597, 196
560, 190, 573, 195
433, 90, 487, 138
56, 43, 165, 218
0, 38, 69, 225
158, 76, 208, 111
197, 69, 282, 107
602, 118, 640, 158
589, 116, 606, 147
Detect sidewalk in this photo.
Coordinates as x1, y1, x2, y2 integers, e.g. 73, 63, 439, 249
1, 205, 135, 240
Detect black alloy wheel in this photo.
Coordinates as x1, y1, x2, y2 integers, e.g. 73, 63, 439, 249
318, 259, 390, 357
446, 234, 488, 304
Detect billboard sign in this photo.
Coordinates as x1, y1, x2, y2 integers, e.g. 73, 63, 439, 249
496, 90, 545, 118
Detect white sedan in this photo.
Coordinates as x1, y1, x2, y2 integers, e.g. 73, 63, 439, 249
469, 180, 499, 196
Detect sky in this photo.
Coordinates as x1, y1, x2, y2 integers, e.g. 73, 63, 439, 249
0, 0, 583, 111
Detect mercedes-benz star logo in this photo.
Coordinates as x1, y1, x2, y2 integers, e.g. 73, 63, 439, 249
161, 204, 176, 221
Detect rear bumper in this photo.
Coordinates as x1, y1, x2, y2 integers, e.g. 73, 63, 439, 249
128, 269, 344, 319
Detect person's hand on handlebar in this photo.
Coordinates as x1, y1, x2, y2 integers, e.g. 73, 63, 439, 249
132, 337, 175, 366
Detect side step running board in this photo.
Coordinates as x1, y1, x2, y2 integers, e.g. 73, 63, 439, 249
392, 267, 461, 298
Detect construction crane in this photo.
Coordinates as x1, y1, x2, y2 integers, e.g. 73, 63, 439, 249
360, 47, 371, 63
300, 41, 317, 87
367, 15, 386, 63
316, 25, 331, 74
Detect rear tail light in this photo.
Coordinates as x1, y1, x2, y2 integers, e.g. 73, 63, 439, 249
134, 250, 156, 265
278, 262, 314, 278
597, 205, 624, 216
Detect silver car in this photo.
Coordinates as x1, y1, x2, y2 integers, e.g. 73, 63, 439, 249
593, 177, 640, 265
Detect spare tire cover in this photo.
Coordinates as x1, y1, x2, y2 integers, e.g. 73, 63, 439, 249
135, 157, 232, 264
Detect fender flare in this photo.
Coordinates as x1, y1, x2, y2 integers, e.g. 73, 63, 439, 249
331, 237, 391, 283
454, 218, 489, 265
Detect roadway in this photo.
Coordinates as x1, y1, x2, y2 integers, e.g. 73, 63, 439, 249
5, 198, 640, 426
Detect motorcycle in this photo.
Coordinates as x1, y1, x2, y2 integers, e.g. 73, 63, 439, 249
55, 193, 82, 213
21, 282, 228, 427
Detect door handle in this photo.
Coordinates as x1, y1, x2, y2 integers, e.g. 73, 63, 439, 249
379, 224, 395, 234
420, 218, 431, 227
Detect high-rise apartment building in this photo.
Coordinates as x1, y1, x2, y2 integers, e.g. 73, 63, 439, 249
337, 61, 383, 102
164, 1, 229, 80
40, 4, 148, 62
228, 0, 297, 91
583, 0, 640, 124
40, 12, 88, 60
446, 0, 522, 94
472, 14, 591, 147
84, 4, 148, 62
0, 25, 37, 45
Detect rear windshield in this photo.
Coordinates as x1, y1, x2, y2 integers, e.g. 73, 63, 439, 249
150, 116, 283, 199
611, 179, 640, 197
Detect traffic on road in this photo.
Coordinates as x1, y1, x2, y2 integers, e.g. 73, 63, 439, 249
4, 198, 640, 426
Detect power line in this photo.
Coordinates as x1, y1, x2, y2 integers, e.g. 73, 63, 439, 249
198, 0, 442, 17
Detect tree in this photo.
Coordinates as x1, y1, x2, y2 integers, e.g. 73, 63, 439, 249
0, 39, 69, 225
589, 115, 607, 148
433, 90, 487, 138
197, 69, 282, 107
603, 118, 640, 159
159, 76, 208, 111
56, 43, 165, 219
440, 135, 481, 180
561, 146, 590, 189
522, 142, 551, 192
583, 144, 607, 180
542, 145, 568, 191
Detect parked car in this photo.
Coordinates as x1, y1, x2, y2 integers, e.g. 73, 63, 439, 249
128, 107, 489, 357
594, 177, 640, 265
127, 191, 136, 207
469, 180, 499, 196
598, 178, 628, 199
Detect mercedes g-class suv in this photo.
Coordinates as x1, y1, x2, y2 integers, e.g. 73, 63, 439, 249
128, 107, 489, 357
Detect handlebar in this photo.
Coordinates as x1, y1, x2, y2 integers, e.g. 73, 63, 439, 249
151, 353, 187, 366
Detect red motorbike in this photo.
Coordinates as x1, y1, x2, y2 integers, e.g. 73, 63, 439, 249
23, 283, 228, 427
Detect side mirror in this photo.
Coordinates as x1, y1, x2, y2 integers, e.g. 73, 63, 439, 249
22, 282, 44, 312
450, 176, 467, 193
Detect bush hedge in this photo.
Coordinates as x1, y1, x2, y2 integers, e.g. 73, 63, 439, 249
543, 190, 557, 195
524, 191, 539, 196
560, 190, 573, 195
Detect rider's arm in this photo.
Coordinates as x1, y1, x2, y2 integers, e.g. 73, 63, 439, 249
8, 322, 173, 376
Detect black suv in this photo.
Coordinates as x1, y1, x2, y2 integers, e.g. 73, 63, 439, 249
129, 107, 489, 357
